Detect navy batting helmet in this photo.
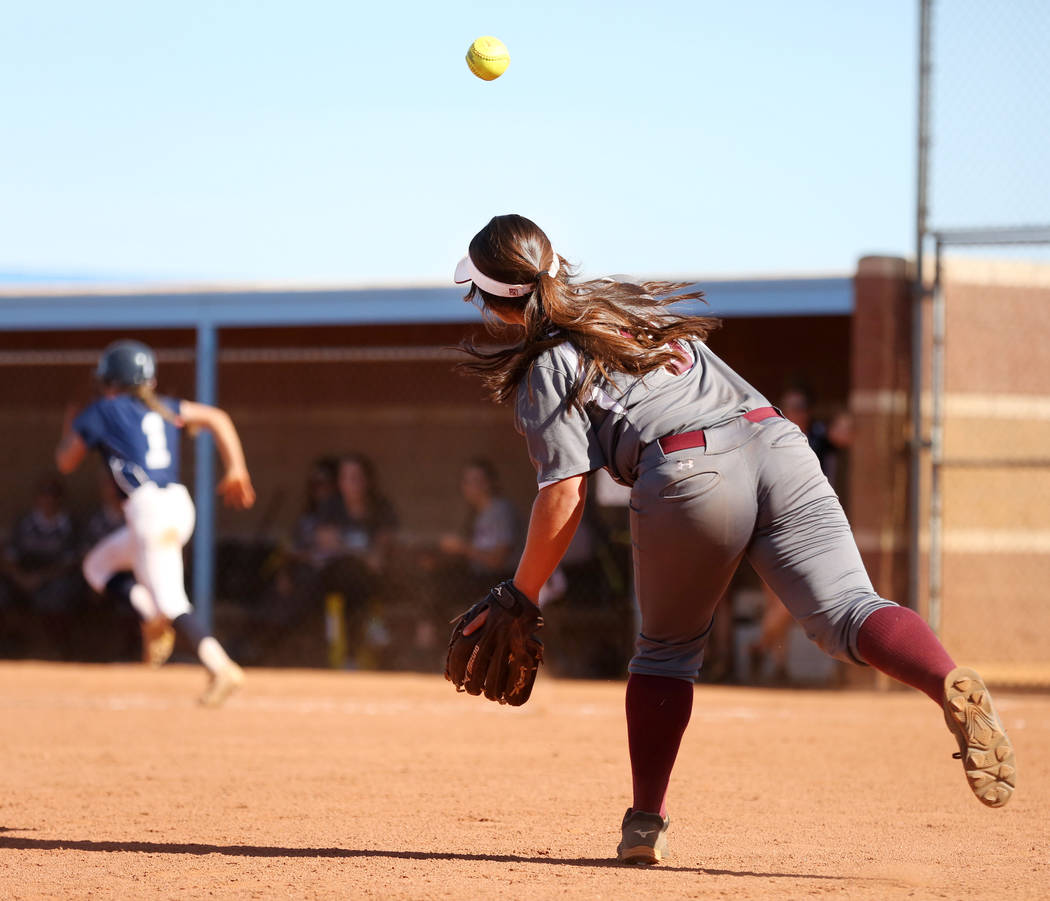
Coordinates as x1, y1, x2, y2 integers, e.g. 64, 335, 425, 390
96, 340, 157, 387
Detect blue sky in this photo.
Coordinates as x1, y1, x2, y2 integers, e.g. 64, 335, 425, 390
2, 1, 1041, 285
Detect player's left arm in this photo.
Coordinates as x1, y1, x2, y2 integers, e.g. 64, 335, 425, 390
54, 404, 88, 474
179, 400, 256, 509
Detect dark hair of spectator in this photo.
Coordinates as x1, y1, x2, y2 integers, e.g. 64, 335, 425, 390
780, 381, 815, 410
464, 457, 500, 493
308, 456, 339, 488
303, 456, 339, 513
338, 452, 385, 513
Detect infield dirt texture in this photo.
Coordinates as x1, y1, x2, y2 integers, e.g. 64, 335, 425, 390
1, 662, 1047, 900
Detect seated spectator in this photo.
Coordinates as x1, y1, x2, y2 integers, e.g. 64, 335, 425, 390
82, 467, 126, 549
244, 457, 345, 664
78, 468, 139, 663
437, 458, 521, 583
249, 453, 400, 669
0, 475, 84, 659
309, 453, 400, 667
287, 457, 342, 567
328, 453, 399, 572
401, 459, 522, 670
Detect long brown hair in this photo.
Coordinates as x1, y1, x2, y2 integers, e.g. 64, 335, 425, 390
457, 214, 719, 407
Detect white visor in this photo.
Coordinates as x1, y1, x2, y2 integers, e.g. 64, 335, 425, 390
454, 250, 559, 298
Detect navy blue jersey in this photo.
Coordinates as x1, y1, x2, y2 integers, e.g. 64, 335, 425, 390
74, 395, 183, 497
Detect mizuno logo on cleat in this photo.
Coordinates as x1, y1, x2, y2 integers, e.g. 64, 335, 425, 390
634, 828, 656, 838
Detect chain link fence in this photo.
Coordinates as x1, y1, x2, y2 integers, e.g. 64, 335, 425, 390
928, 0, 1050, 242
917, 0, 1050, 683
0, 308, 856, 683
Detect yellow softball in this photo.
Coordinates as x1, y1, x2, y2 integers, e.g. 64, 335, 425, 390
466, 36, 510, 81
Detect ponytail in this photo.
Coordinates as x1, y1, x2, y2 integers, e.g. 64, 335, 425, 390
460, 259, 718, 408
130, 383, 175, 423
456, 215, 719, 407
130, 383, 198, 436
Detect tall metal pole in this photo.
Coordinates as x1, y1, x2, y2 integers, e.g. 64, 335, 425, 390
929, 238, 945, 633
909, 0, 933, 613
193, 320, 218, 632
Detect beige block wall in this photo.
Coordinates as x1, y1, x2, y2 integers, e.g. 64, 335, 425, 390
847, 257, 1050, 683
936, 276, 1050, 675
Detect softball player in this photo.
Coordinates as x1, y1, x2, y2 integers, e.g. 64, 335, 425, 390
55, 340, 255, 707
454, 214, 1016, 864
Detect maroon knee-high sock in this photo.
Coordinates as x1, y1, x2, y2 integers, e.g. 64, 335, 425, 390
625, 673, 694, 816
856, 605, 956, 703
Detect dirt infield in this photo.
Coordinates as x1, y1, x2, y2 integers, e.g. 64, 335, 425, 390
0, 662, 1047, 900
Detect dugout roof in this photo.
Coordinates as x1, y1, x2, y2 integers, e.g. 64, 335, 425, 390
0, 275, 852, 331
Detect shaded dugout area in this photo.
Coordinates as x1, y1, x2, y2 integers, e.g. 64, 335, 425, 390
1, 274, 854, 677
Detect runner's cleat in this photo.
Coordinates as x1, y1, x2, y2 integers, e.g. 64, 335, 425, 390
199, 662, 245, 708
140, 618, 175, 668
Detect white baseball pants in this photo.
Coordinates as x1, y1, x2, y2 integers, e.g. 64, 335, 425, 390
82, 482, 196, 621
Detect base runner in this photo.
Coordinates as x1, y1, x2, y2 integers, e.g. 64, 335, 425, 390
56, 339, 255, 707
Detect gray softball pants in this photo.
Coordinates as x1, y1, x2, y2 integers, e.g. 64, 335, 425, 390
627, 414, 896, 681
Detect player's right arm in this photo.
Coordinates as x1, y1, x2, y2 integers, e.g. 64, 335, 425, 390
179, 400, 256, 509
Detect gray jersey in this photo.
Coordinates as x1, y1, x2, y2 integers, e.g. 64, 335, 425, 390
515, 338, 770, 487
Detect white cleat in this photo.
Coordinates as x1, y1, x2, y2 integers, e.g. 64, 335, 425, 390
199, 662, 245, 708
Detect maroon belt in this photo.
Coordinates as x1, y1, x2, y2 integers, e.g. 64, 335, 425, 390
657, 406, 781, 455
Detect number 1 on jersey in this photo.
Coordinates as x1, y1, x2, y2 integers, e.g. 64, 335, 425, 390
142, 411, 172, 469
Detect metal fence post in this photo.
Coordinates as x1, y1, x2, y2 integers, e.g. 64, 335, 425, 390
928, 238, 945, 634
909, 0, 933, 615
193, 320, 218, 632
